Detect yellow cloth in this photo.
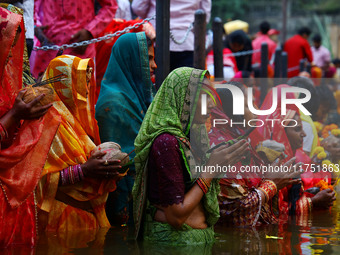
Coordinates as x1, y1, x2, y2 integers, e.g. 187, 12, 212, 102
223, 20, 249, 34
36, 55, 116, 232
300, 111, 319, 157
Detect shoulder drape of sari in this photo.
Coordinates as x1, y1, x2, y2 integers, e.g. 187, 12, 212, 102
95, 19, 155, 99
95, 32, 153, 161
0, 7, 59, 247
36, 55, 116, 232
0, 3, 35, 86
133, 67, 220, 240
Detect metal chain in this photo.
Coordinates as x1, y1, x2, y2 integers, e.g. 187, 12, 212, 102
169, 23, 194, 45
288, 65, 300, 72
223, 49, 261, 57
33, 15, 155, 51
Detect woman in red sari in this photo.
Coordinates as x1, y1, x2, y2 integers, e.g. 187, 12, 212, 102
258, 85, 335, 224
209, 82, 301, 226
0, 7, 57, 248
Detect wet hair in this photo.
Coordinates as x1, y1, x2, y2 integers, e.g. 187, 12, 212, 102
312, 34, 322, 43
287, 76, 320, 115
216, 81, 245, 121
260, 21, 270, 34
315, 85, 337, 110
298, 27, 311, 36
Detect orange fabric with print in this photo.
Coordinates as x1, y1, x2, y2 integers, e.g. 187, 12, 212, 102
36, 55, 118, 233
0, 7, 60, 247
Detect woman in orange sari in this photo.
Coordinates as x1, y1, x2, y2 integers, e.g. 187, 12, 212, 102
0, 6, 57, 248
36, 55, 122, 241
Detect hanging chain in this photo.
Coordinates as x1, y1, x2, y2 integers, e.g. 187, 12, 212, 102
169, 23, 194, 45
33, 15, 155, 51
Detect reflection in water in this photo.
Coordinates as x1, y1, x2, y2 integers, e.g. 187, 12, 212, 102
5, 199, 340, 254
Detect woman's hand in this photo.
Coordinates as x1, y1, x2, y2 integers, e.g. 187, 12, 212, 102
81, 150, 122, 179
10, 90, 52, 120
264, 157, 303, 190
311, 188, 336, 209
202, 139, 249, 180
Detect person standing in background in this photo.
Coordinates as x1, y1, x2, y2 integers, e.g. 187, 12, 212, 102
115, 0, 132, 20
311, 34, 331, 77
30, 0, 117, 78
284, 27, 313, 78
131, 0, 211, 71
252, 21, 277, 67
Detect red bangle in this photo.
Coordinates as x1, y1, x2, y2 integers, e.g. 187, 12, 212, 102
258, 180, 277, 202
197, 178, 209, 194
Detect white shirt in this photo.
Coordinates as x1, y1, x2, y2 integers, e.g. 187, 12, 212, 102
131, 0, 211, 52
14, 0, 34, 39
115, 0, 132, 20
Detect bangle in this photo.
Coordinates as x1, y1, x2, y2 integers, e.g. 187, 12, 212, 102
258, 180, 277, 203
78, 164, 85, 180
60, 164, 85, 186
196, 178, 209, 194
253, 189, 263, 227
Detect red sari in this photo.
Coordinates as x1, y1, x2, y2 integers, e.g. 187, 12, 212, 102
0, 7, 59, 248
209, 107, 277, 226
258, 85, 330, 225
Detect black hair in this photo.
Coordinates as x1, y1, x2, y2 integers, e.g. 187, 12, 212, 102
298, 27, 311, 36
287, 76, 320, 115
312, 34, 322, 43
260, 21, 270, 34
333, 58, 340, 65
315, 85, 337, 110
216, 81, 245, 121
146, 36, 153, 48
228, 30, 246, 46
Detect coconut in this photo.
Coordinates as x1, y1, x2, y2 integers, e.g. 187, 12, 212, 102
22, 85, 56, 106
91, 142, 129, 166
256, 140, 286, 163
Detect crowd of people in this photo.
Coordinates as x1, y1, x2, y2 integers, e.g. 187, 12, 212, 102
1, 0, 340, 251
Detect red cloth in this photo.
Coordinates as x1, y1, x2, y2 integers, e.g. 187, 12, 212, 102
284, 35, 313, 78
95, 18, 155, 101
252, 34, 277, 65
0, 7, 60, 247
31, 0, 118, 78
206, 48, 239, 74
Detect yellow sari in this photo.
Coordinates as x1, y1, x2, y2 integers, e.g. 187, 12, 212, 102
36, 55, 117, 234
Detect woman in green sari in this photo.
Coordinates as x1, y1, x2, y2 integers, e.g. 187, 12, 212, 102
133, 67, 249, 245
96, 32, 156, 225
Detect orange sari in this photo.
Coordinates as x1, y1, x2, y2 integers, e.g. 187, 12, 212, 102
36, 55, 118, 237
0, 7, 59, 248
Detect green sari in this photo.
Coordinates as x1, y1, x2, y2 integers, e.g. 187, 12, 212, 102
132, 67, 220, 245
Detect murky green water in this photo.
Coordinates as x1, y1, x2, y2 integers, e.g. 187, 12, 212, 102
7, 198, 340, 255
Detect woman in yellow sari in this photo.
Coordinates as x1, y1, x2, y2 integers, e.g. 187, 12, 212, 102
36, 55, 122, 239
